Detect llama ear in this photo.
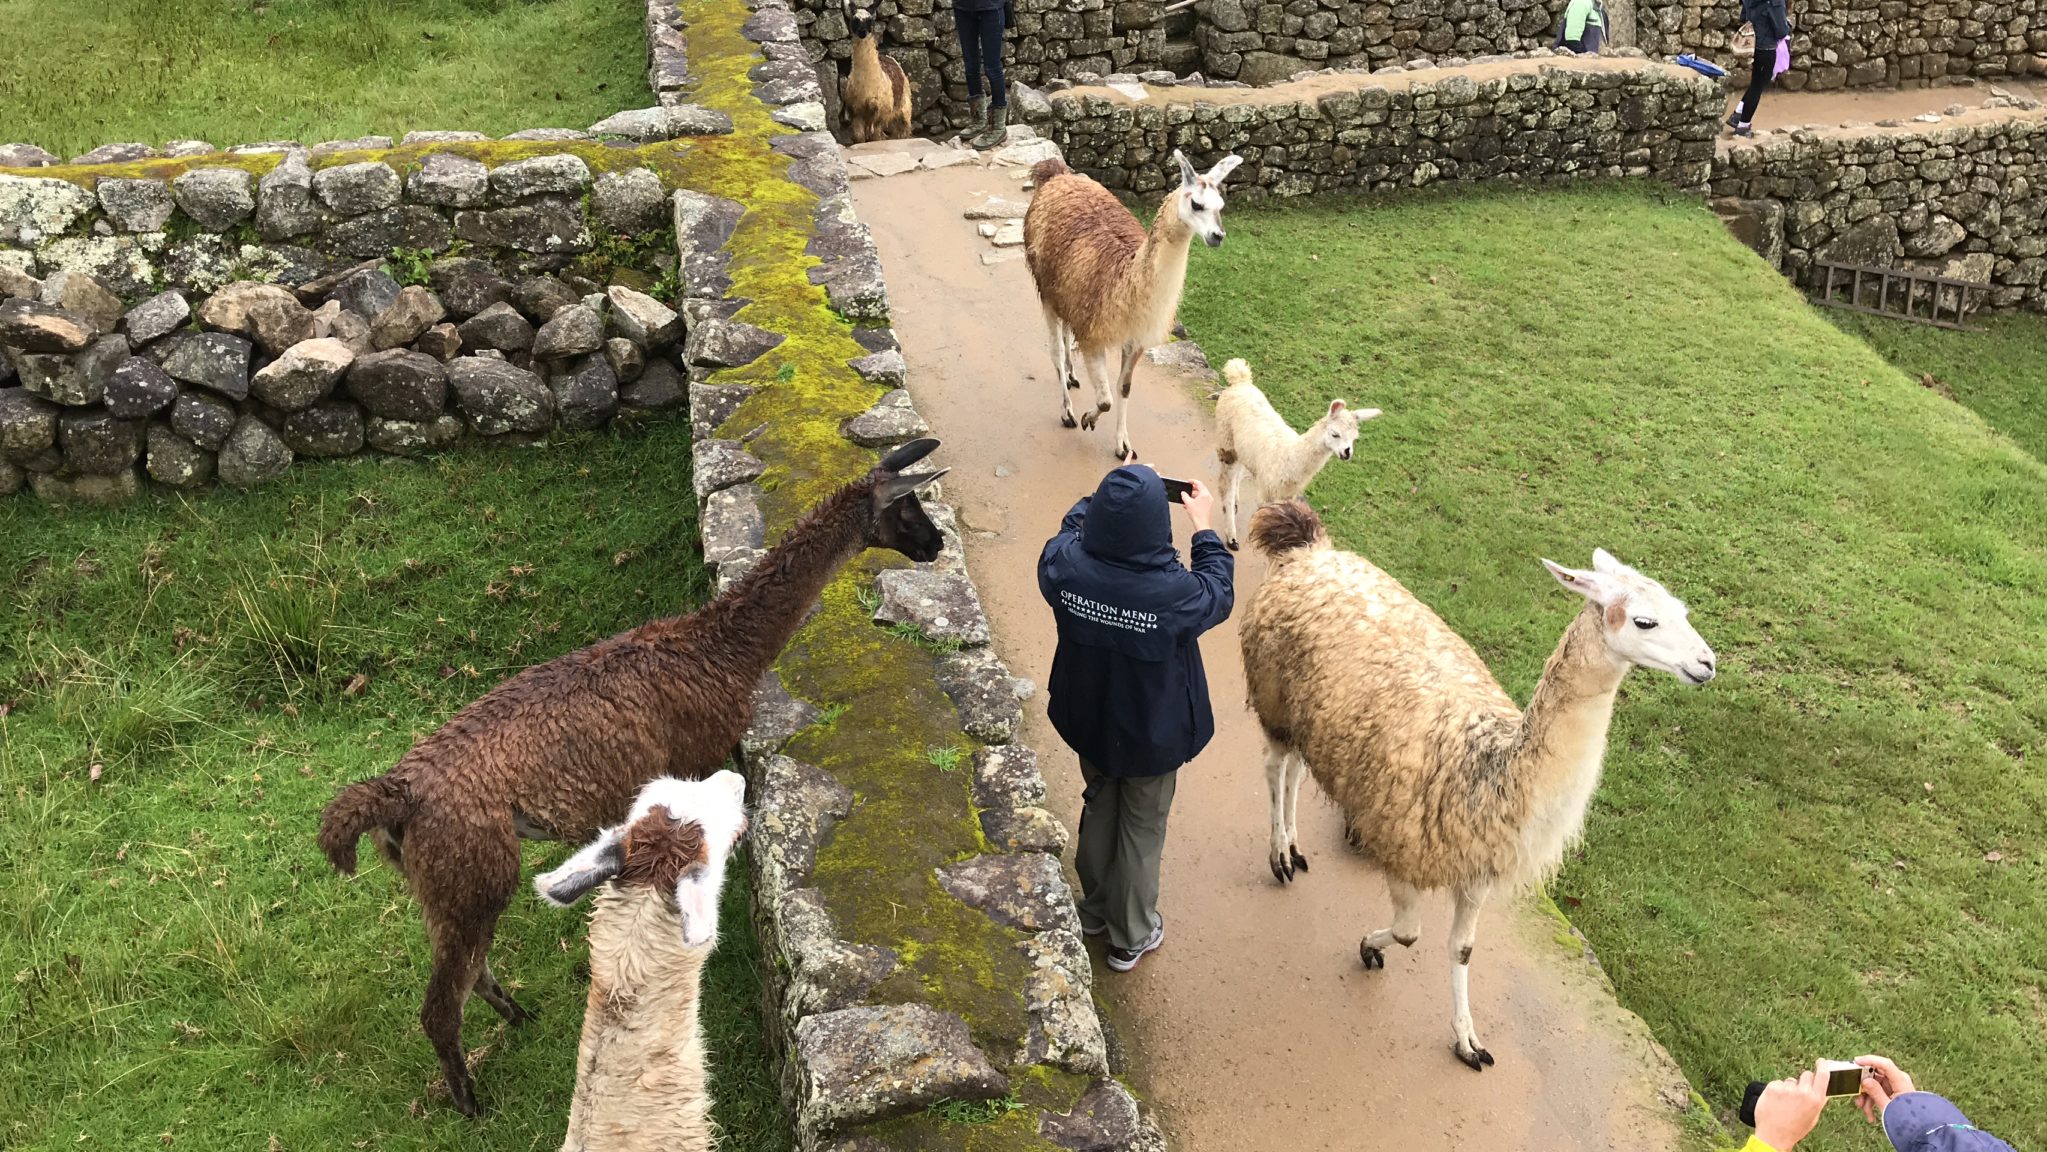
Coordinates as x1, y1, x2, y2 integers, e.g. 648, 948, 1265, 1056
1591, 548, 1637, 578
534, 829, 626, 907
1542, 558, 1619, 605
1174, 150, 1198, 187
1328, 399, 1346, 416
879, 437, 939, 473
1205, 154, 1243, 183
880, 467, 949, 506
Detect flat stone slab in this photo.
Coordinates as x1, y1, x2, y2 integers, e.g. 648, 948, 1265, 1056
702, 481, 766, 565
936, 852, 1081, 934
1019, 930, 1109, 1075
1039, 1081, 1165, 1152
921, 147, 980, 171
873, 568, 988, 646
1146, 338, 1218, 383
841, 387, 930, 447
990, 220, 1026, 246
965, 196, 1032, 220
777, 887, 898, 1021
794, 1004, 1008, 1140
692, 438, 766, 499
973, 745, 1048, 811
935, 644, 1024, 743
745, 668, 822, 758
981, 805, 1068, 856
846, 152, 921, 180
849, 349, 906, 388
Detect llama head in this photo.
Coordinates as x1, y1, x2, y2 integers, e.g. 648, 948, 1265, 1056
1542, 550, 1717, 686
847, 5, 876, 39
1318, 399, 1381, 462
1172, 150, 1242, 249
868, 437, 950, 563
533, 771, 750, 947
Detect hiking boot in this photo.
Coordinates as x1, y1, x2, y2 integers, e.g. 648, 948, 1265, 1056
1105, 917, 1165, 972
956, 97, 988, 143
970, 103, 1009, 150
1731, 122, 1753, 138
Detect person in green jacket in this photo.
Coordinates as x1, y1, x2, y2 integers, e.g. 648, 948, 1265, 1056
1553, 0, 1607, 54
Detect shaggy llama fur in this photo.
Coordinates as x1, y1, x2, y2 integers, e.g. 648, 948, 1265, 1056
843, 8, 912, 142
317, 439, 950, 1117
1239, 499, 1716, 1071
1023, 149, 1240, 459
1213, 357, 1379, 550
536, 773, 749, 1152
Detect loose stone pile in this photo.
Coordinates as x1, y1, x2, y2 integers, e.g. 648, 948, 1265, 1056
1025, 55, 1725, 197
0, 254, 691, 503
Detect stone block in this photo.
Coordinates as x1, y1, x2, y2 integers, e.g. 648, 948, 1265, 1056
936, 852, 1081, 934
873, 568, 988, 645
793, 1005, 1008, 1140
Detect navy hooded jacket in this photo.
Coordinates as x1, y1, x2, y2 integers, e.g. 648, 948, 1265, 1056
1038, 467, 1234, 778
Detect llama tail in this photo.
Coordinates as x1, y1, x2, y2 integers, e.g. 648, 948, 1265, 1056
1248, 498, 1327, 561
1031, 157, 1072, 186
1223, 358, 1253, 389
318, 775, 414, 875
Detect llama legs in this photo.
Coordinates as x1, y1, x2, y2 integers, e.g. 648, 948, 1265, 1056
1448, 884, 1495, 1070
414, 828, 521, 1116
1076, 346, 1115, 435
473, 960, 534, 1025
1219, 459, 1245, 549
1113, 345, 1142, 459
1041, 304, 1081, 427
1359, 878, 1423, 970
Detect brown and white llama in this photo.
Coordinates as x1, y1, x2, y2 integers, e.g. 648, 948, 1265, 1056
317, 438, 950, 1117
1238, 500, 1716, 1071
1213, 357, 1380, 551
1023, 150, 1241, 460
842, 5, 912, 143
536, 771, 749, 1152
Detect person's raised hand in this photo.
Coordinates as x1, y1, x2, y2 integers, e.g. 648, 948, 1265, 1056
1754, 1066, 1830, 1150
1854, 1055, 1917, 1124
1179, 477, 1216, 532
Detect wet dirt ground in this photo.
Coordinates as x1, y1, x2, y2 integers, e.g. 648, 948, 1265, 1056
853, 160, 1699, 1152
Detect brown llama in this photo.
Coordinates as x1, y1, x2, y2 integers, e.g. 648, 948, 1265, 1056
843, 5, 912, 143
1022, 149, 1241, 460
537, 772, 750, 1152
1239, 500, 1716, 1072
317, 438, 950, 1117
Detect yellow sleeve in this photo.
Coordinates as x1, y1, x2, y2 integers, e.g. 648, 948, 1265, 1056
1740, 1138, 1780, 1152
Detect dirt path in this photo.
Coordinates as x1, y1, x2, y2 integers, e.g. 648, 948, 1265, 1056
853, 156, 1697, 1152
1730, 77, 2047, 134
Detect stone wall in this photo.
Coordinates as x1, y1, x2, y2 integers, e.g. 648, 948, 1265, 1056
670, 0, 1158, 1148
798, 0, 2047, 139
1709, 106, 2047, 310
1023, 55, 1724, 197
0, 120, 749, 505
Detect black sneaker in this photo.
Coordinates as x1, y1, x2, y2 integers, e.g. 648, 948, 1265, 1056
1105, 918, 1165, 972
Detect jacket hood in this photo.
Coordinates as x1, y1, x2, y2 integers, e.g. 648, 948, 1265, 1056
1081, 466, 1176, 568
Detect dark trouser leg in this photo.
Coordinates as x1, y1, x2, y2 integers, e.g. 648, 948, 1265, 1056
1074, 758, 1121, 936
1737, 40, 1773, 122
1101, 766, 1178, 952
1579, 24, 1603, 54
981, 8, 1008, 107
957, 10, 985, 99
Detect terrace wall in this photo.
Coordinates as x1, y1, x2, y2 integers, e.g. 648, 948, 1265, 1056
1020, 55, 1725, 197
799, 0, 2047, 137
1709, 107, 2047, 310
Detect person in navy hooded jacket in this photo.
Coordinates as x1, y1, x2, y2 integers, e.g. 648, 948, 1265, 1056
1039, 457, 1234, 971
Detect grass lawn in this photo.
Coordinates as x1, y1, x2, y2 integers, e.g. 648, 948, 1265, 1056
0, 421, 793, 1152
1828, 310, 2047, 466
1179, 184, 2047, 1150
0, 0, 643, 159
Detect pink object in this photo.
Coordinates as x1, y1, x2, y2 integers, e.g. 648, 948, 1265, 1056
1773, 39, 1791, 77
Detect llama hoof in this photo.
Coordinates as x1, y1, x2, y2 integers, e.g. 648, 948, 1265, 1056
447, 1077, 481, 1117
1343, 825, 1364, 852
1226, 538, 1240, 552
1289, 845, 1309, 874
1079, 412, 1098, 431
1270, 854, 1293, 884
1455, 1044, 1495, 1071
1061, 413, 1078, 429
1360, 943, 1385, 970
1065, 375, 1081, 391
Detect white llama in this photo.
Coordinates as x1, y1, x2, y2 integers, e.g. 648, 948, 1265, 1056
1213, 357, 1379, 550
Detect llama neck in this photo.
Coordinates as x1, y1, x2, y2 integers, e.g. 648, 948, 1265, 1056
851, 36, 881, 76
683, 485, 870, 679
1269, 417, 1335, 496
566, 887, 711, 1145
1501, 605, 1630, 876
585, 888, 708, 1022
1117, 192, 1194, 345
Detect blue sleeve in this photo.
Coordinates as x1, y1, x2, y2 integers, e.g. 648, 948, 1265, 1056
1058, 496, 1090, 535
1183, 529, 1236, 633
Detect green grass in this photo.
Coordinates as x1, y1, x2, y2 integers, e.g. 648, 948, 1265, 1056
1180, 184, 2047, 1150
0, 0, 643, 158
0, 422, 793, 1152
1827, 310, 2047, 466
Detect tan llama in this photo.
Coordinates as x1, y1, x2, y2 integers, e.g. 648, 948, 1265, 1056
842, 5, 912, 143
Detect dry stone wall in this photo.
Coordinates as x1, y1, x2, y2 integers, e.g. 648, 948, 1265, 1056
1023, 55, 1725, 197
1709, 106, 2047, 309
1632, 0, 2047, 90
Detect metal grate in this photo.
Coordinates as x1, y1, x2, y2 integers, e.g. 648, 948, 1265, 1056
1810, 260, 1985, 330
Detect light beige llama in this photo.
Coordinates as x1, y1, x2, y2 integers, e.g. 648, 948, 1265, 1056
1213, 357, 1379, 550
536, 771, 749, 1151
1238, 500, 1716, 1071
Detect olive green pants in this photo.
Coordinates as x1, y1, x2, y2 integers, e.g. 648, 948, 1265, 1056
1075, 759, 1177, 952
